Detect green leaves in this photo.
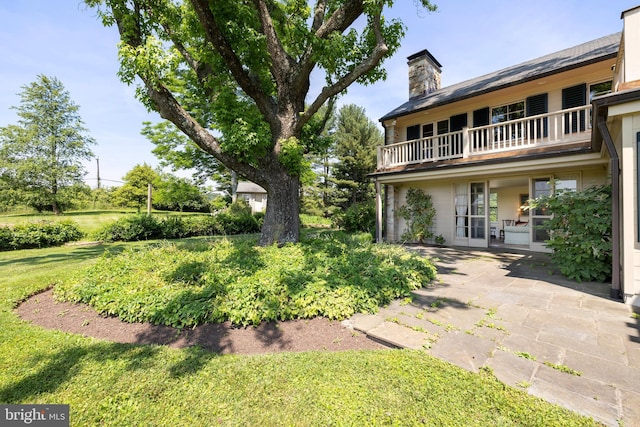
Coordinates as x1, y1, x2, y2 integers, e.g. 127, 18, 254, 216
55, 232, 436, 327
397, 188, 437, 243
529, 184, 612, 282
0, 75, 95, 214
0, 220, 84, 251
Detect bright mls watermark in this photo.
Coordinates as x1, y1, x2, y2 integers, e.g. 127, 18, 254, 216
1, 405, 69, 426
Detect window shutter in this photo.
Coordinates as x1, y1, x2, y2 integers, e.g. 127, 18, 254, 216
562, 84, 586, 109
450, 113, 467, 132
473, 107, 490, 127
526, 94, 548, 138
407, 124, 420, 140
562, 84, 586, 133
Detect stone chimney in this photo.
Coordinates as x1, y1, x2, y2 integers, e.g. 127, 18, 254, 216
408, 49, 442, 99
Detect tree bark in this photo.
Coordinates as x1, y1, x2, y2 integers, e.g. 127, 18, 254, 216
258, 171, 300, 246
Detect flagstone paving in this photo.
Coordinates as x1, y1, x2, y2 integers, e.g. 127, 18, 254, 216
348, 246, 640, 427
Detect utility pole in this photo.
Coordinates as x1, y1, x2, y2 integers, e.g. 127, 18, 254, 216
96, 157, 101, 189
147, 183, 152, 215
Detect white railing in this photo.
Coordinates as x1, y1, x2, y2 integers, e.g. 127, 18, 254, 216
377, 105, 592, 169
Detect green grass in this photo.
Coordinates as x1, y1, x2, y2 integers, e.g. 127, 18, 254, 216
0, 209, 210, 237
0, 237, 602, 425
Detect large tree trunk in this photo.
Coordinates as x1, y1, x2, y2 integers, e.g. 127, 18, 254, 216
259, 171, 300, 246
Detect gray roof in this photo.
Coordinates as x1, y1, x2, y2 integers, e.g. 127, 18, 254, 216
236, 181, 266, 194
380, 33, 621, 122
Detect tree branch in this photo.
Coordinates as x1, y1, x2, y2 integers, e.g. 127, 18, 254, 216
251, 0, 295, 88
298, 8, 388, 130
311, 0, 327, 32
189, 0, 277, 119
145, 83, 260, 180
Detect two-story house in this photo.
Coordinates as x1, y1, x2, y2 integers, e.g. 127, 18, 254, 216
372, 5, 640, 309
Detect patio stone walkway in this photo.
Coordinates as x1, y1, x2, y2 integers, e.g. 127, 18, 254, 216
347, 246, 640, 427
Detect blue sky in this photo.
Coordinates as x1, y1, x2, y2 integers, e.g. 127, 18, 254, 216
0, 1, 637, 187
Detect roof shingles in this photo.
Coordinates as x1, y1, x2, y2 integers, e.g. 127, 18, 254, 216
380, 33, 621, 122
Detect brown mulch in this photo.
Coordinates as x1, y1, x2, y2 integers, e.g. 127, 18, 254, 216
16, 289, 389, 354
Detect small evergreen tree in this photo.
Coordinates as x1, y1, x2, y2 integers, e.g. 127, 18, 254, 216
0, 75, 95, 214
331, 104, 381, 208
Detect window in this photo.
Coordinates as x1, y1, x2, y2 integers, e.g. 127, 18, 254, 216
489, 192, 498, 222
590, 81, 612, 100
492, 101, 525, 124
492, 101, 524, 142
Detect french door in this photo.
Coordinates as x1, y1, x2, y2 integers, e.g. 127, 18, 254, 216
454, 181, 488, 247
529, 177, 552, 252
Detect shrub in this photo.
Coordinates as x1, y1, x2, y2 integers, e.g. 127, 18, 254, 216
529, 184, 611, 282
55, 232, 437, 327
335, 201, 375, 234
397, 188, 436, 244
94, 214, 163, 242
94, 210, 262, 243
0, 220, 84, 250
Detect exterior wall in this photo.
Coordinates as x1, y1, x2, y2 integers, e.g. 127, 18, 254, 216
388, 182, 453, 244
611, 105, 640, 308
383, 163, 608, 249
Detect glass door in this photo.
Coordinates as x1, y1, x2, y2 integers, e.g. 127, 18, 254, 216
530, 177, 552, 252
469, 182, 488, 247
453, 182, 488, 248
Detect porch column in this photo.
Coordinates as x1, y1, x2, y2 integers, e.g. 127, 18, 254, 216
385, 185, 396, 242
462, 126, 470, 158
375, 180, 383, 243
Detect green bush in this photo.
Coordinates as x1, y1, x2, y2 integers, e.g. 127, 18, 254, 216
529, 184, 611, 282
335, 202, 375, 234
94, 214, 163, 242
0, 220, 84, 250
93, 211, 262, 243
55, 232, 437, 327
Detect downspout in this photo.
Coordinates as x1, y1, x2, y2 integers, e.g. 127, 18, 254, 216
596, 111, 622, 299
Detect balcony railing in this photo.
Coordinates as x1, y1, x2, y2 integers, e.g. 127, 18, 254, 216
377, 105, 593, 169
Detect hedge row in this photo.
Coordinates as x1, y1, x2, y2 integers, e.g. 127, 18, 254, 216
94, 212, 263, 242
0, 221, 84, 251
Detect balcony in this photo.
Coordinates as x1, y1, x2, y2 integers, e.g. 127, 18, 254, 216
377, 105, 593, 170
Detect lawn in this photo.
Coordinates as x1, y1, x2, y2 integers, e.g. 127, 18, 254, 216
0, 209, 209, 237
0, 232, 602, 425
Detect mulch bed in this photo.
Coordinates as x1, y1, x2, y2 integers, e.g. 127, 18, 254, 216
16, 289, 389, 354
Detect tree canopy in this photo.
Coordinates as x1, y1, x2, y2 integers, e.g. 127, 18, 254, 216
112, 163, 159, 212
87, 0, 436, 244
0, 75, 95, 214
331, 104, 381, 207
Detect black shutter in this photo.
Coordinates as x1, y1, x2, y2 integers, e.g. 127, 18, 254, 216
406, 125, 421, 162
526, 93, 548, 138
562, 84, 586, 133
473, 107, 490, 127
473, 108, 490, 149
407, 125, 420, 140
450, 113, 467, 132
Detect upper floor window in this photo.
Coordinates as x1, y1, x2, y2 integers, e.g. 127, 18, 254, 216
492, 101, 524, 124
590, 81, 612, 100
